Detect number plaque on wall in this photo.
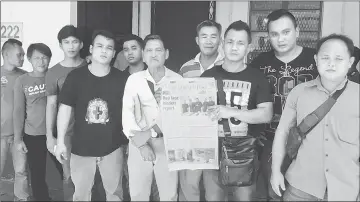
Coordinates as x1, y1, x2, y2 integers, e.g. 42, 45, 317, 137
1, 22, 23, 52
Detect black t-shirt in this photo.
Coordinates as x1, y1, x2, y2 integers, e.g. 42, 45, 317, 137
59, 65, 129, 157
250, 47, 318, 136
201, 65, 272, 137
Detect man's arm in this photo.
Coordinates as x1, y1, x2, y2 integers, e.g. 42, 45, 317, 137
122, 76, 151, 147
46, 95, 57, 138
56, 104, 72, 146
218, 102, 273, 124
13, 77, 25, 142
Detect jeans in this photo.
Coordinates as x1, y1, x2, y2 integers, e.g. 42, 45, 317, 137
70, 146, 125, 201
179, 169, 225, 201
0, 135, 30, 200
23, 134, 51, 201
283, 184, 328, 201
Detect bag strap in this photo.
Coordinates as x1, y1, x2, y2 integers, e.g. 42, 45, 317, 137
146, 80, 162, 134
298, 81, 348, 137
217, 79, 231, 137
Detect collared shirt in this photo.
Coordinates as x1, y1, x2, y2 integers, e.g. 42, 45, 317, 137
179, 52, 224, 78
122, 67, 182, 138
278, 76, 359, 201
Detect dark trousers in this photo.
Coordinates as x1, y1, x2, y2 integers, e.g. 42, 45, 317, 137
23, 134, 51, 201
257, 137, 292, 201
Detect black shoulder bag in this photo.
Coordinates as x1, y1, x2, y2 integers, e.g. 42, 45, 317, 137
217, 79, 259, 187
286, 81, 348, 160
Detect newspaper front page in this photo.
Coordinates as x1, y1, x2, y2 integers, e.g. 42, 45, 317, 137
161, 78, 219, 171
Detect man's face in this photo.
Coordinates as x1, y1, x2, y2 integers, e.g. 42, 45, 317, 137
196, 26, 221, 57
123, 40, 143, 65
223, 29, 250, 63
315, 39, 354, 82
28, 50, 50, 73
143, 39, 168, 69
268, 16, 299, 55
5, 44, 25, 67
90, 35, 116, 65
60, 36, 83, 58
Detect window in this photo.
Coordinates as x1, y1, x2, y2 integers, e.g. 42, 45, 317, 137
248, 1, 322, 63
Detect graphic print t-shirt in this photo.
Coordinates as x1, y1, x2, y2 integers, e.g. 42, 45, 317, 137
201, 65, 272, 137
1, 68, 26, 136
250, 47, 318, 136
13, 73, 47, 135
45, 60, 87, 136
59, 65, 129, 157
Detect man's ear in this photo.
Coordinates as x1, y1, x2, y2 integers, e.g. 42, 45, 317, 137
195, 36, 199, 46
295, 26, 300, 38
89, 45, 93, 54
165, 49, 169, 60
314, 54, 318, 67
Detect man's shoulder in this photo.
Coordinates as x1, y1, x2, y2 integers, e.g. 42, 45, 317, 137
15, 72, 30, 84
179, 58, 199, 73
301, 47, 316, 55
16, 68, 28, 75
250, 51, 274, 65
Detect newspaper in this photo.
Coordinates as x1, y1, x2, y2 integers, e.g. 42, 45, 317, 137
161, 78, 219, 171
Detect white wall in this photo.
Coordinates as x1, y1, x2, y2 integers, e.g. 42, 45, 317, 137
1, 1, 72, 71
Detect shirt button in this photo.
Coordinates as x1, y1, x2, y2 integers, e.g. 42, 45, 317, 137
326, 169, 329, 172
325, 154, 328, 157
326, 124, 329, 126
325, 138, 329, 141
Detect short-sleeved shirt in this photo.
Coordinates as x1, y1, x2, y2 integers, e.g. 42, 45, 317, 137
13, 73, 47, 136
59, 65, 129, 157
45, 61, 87, 136
278, 77, 359, 201
1, 68, 27, 137
201, 65, 272, 137
250, 47, 318, 136
179, 52, 224, 78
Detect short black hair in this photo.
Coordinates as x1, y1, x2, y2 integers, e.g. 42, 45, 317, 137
57, 25, 82, 43
1, 39, 23, 56
123, 34, 144, 49
196, 20, 222, 36
91, 29, 116, 47
266, 9, 297, 32
27, 43, 52, 58
316, 34, 354, 56
224, 20, 252, 43
143, 34, 167, 49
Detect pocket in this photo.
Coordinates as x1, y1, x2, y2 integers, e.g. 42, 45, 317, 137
336, 118, 359, 145
219, 158, 255, 187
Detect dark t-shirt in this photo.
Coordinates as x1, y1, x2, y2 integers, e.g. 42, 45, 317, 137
59, 65, 129, 157
250, 47, 318, 136
201, 65, 272, 137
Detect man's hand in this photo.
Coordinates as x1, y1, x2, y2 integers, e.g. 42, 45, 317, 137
207, 105, 237, 121
270, 170, 286, 197
130, 130, 152, 148
46, 135, 57, 155
54, 143, 68, 164
154, 87, 162, 104
15, 140, 28, 154
139, 144, 156, 162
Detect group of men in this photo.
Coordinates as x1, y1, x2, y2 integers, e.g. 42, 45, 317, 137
1, 8, 359, 201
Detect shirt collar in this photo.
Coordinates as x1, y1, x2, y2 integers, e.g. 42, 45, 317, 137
306, 76, 348, 94
145, 66, 169, 84
194, 51, 224, 70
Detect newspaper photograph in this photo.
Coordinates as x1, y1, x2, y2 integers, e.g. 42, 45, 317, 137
161, 78, 219, 171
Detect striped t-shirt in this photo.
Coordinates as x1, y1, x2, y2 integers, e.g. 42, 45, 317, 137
179, 52, 224, 78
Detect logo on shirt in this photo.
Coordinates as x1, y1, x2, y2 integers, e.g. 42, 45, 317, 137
24, 84, 46, 96
219, 80, 251, 136
85, 98, 109, 124
1, 76, 8, 87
